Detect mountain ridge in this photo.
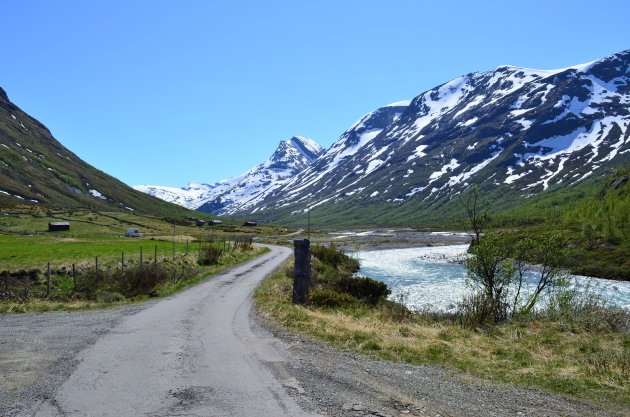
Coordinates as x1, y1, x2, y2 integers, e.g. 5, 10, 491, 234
134, 136, 324, 213
136, 49, 630, 226
236, 49, 630, 225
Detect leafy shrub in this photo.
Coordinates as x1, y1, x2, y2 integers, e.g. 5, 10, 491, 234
335, 275, 390, 305
308, 288, 358, 308
312, 244, 359, 271
198, 245, 223, 265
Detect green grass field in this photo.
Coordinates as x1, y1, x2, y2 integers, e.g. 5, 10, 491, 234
0, 207, 286, 314
0, 207, 288, 271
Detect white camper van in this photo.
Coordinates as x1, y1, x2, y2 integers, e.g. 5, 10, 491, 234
125, 228, 142, 237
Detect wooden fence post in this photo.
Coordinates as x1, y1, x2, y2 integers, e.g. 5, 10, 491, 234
121, 251, 125, 272
293, 239, 311, 305
140, 246, 143, 265
186, 239, 189, 256
95, 257, 99, 272
46, 262, 51, 297
72, 264, 76, 289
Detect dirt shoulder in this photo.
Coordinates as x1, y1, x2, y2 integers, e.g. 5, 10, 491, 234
256, 314, 621, 417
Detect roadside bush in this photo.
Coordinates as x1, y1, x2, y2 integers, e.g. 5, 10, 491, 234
377, 299, 412, 322
544, 290, 630, 333
96, 290, 125, 303
75, 268, 109, 300
198, 245, 223, 265
335, 275, 390, 305
0, 289, 30, 302
233, 236, 254, 251
112, 263, 169, 297
3, 269, 40, 281
458, 292, 507, 329
312, 244, 359, 271
308, 288, 358, 308
310, 246, 391, 308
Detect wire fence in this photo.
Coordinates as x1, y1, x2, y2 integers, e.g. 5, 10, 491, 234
0, 236, 254, 302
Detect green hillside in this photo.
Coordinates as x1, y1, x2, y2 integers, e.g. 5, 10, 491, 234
0, 87, 204, 219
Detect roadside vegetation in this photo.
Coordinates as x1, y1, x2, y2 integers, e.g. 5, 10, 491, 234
486, 165, 630, 281
255, 244, 630, 412
0, 207, 277, 313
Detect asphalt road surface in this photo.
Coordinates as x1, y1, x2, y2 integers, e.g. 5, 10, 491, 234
33, 244, 318, 417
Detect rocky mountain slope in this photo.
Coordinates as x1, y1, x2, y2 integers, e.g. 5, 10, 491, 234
0, 87, 194, 216
243, 50, 630, 225
135, 136, 324, 214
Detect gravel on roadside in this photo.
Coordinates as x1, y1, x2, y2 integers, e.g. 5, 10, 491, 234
0, 302, 153, 417
254, 314, 624, 417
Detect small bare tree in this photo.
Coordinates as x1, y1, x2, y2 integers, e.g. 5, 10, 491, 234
459, 184, 490, 246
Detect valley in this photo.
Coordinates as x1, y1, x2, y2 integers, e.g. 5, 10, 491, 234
1, 37, 629, 417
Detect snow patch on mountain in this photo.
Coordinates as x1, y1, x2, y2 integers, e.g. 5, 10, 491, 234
133, 182, 217, 209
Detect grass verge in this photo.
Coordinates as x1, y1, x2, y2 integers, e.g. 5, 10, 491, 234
255, 259, 630, 413
1, 246, 269, 313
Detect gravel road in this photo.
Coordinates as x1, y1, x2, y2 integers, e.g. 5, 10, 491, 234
0, 244, 623, 417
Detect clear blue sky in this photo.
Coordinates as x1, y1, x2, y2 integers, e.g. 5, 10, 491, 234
2, 0, 628, 187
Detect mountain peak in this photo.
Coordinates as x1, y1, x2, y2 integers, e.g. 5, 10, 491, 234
136, 136, 324, 215
287, 136, 323, 162
268, 136, 323, 169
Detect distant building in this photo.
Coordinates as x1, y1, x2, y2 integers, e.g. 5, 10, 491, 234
48, 222, 70, 232
208, 220, 223, 226
125, 227, 142, 237
243, 221, 257, 227
195, 219, 206, 227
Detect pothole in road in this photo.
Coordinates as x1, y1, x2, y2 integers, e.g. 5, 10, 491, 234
170, 385, 214, 407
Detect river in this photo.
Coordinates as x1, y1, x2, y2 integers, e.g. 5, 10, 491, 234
355, 245, 630, 312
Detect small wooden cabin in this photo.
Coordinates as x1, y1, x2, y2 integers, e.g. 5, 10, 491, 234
48, 222, 70, 232
208, 220, 223, 226
243, 221, 257, 227
195, 219, 206, 227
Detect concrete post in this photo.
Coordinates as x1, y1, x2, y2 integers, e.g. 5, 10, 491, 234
293, 239, 311, 305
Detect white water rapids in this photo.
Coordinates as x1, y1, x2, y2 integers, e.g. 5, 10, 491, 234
355, 245, 630, 312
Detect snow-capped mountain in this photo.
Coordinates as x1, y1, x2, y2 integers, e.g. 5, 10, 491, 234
241, 50, 630, 225
135, 136, 324, 213
197, 136, 323, 214
133, 182, 217, 210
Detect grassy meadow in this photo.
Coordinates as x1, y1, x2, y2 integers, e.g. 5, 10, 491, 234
0, 206, 284, 312
0, 207, 286, 269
